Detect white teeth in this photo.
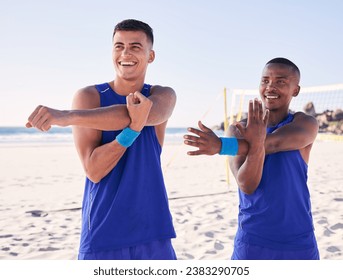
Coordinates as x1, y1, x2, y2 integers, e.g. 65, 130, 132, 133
266, 95, 278, 99
120, 61, 136, 66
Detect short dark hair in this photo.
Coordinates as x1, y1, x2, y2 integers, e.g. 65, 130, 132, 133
266, 57, 300, 78
113, 19, 154, 45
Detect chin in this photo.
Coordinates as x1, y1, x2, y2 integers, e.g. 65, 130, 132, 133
263, 104, 274, 111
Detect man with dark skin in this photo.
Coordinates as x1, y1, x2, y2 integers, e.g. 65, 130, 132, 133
184, 58, 320, 259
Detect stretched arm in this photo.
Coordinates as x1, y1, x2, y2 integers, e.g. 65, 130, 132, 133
183, 121, 249, 156
26, 86, 130, 131
265, 112, 318, 155
26, 85, 176, 131
70, 87, 126, 183
147, 85, 176, 126
184, 100, 269, 194
71, 87, 152, 183
229, 100, 268, 194
184, 99, 268, 157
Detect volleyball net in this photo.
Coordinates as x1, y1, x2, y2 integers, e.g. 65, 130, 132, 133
224, 83, 343, 140
220, 83, 343, 185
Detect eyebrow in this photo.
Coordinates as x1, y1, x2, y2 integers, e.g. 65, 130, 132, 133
113, 42, 143, 46
130, 42, 143, 46
262, 75, 289, 79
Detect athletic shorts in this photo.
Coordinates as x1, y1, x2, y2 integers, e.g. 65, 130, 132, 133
231, 240, 320, 260
78, 239, 177, 260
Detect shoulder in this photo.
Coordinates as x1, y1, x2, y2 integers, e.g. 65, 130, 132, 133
293, 111, 319, 128
74, 85, 98, 97
72, 85, 100, 109
228, 118, 247, 137
150, 85, 176, 97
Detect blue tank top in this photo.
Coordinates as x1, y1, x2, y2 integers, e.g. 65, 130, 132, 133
236, 113, 317, 250
79, 83, 176, 253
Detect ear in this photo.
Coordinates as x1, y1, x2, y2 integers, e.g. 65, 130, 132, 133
148, 50, 155, 63
293, 85, 300, 97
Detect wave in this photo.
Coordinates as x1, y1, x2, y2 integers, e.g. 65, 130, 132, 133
0, 127, 190, 145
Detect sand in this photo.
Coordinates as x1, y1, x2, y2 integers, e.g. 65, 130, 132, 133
0, 139, 342, 260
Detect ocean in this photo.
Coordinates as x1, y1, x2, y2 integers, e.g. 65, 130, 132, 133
0, 126, 190, 145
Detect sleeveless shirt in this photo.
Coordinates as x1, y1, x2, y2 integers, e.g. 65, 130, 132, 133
236, 113, 317, 250
79, 83, 176, 253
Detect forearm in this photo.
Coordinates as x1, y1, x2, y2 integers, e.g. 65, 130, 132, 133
146, 104, 173, 126
234, 149, 265, 194
236, 139, 249, 155
145, 86, 176, 126
265, 129, 313, 154
69, 105, 131, 131
84, 140, 126, 183
264, 113, 318, 154
70, 97, 173, 130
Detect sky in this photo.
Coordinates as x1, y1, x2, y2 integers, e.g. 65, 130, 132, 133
1, 0, 342, 128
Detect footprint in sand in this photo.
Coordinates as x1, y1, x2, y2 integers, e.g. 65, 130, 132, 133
39, 247, 60, 252
205, 250, 217, 254
0, 234, 13, 238
182, 253, 195, 259
177, 218, 189, 224
331, 223, 343, 230
324, 227, 335, 237
327, 246, 341, 253
214, 241, 224, 250
317, 218, 328, 225
26, 210, 48, 217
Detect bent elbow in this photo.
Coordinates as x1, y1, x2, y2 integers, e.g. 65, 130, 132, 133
85, 167, 104, 184
86, 172, 101, 184
240, 187, 255, 195
238, 182, 258, 195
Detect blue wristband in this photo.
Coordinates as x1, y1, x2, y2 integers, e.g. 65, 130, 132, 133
116, 127, 141, 148
219, 137, 238, 156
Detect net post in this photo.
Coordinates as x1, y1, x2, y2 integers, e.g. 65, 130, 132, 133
223, 87, 230, 185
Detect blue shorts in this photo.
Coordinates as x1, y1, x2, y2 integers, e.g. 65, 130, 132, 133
78, 239, 177, 260
231, 240, 320, 260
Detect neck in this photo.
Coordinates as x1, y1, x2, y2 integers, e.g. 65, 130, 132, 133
267, 110, 290, 127
111, 78, 145, 96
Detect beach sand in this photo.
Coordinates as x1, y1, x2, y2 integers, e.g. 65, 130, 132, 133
0, 140, 342, 260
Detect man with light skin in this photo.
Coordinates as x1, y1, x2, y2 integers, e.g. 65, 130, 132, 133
27, 19, 177, 260
184, 58, 320, 260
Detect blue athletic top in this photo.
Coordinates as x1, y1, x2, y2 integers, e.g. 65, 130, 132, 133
79, 83, 176, 253
235, 113, 317, 250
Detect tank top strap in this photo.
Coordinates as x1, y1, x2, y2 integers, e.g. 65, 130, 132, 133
95, 83, 111, 93
95, 83, 151, 107
95, 83, 151, 96
141, 84, 152, 97
267, 113, 294, 134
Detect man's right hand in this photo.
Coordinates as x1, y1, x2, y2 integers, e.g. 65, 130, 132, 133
26, 105, 69, 131
235, 99, 269, 152
126, 91, 153, 132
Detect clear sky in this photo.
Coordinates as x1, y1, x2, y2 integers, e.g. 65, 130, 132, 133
1, 0, 342, 128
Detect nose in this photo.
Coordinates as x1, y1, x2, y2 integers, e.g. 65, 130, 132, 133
122, 47, 131, 56
266, 81, 276, 91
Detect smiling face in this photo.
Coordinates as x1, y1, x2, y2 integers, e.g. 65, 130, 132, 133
259, 63, 300, 112
112, 30, 155, 83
